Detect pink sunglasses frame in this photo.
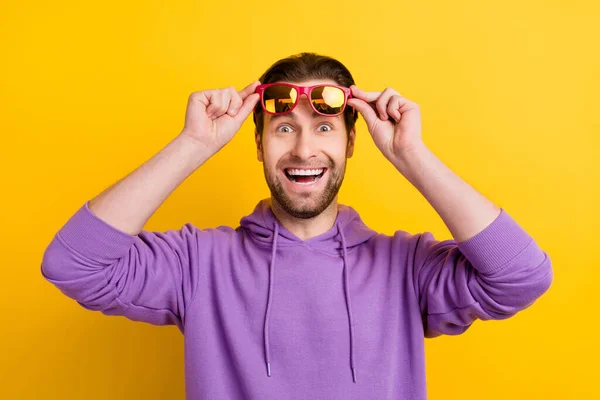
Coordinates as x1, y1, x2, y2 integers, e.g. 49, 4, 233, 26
255, 82, 354, 117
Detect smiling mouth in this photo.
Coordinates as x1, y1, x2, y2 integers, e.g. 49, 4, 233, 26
284, 168, 327, 185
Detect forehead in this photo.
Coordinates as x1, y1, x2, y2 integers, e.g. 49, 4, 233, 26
279, 78, 340, 87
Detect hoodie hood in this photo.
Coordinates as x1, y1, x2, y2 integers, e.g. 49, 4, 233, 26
240, 199, 378, 383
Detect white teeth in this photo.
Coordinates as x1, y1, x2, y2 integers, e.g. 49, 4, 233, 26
286, 168, 324, 176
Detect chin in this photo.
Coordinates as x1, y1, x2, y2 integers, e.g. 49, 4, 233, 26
282, 199, 328, 219
271, 179, 340, 220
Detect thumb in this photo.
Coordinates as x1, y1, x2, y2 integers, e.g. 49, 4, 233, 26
239, 80, 261, 100
233, 93, 260, 124
347, 98, 378, 125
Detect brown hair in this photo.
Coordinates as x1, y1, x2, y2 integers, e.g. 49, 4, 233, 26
253, 52, 358, 136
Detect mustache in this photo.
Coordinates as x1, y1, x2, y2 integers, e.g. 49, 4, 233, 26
277, 158, 335, 170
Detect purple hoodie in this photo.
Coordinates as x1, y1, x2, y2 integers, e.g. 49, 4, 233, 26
41, 199, 553, 399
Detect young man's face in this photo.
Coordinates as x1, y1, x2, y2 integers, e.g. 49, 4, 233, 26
255, 79, 356, 219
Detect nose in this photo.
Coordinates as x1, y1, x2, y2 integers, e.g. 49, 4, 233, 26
290, 128, 317, 161
290, 96, 318, 160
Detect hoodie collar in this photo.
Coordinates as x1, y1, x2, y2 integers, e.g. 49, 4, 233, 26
240, 199, 377, 253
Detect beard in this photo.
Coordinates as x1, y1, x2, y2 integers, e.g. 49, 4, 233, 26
263, 154, 346, 219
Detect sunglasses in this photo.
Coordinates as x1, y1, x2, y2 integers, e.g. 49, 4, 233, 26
255, 82, 353, 117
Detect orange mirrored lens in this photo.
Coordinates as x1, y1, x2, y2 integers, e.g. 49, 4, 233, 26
263, 85, 298, 113
310, 86, 345, 114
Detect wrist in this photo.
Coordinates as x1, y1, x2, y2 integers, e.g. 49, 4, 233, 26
391, 141, 430, 175
174, 132, 218, 169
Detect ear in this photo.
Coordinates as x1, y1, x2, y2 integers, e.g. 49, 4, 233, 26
346, 127, 356, 158
255, 130, 263, 162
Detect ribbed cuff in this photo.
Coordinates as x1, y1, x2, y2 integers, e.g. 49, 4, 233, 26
57, 201, 137, 260
456, 208, 533, 275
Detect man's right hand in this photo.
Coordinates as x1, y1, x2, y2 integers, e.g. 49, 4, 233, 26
180, 81, 261, 151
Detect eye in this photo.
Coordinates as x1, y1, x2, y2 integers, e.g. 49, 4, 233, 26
277, 124, 294, 133
318, 124, 332, 132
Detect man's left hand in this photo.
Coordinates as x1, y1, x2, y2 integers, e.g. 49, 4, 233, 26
348, 85, 424, 164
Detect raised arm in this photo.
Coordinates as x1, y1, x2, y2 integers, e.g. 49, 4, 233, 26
87, 81, 261, 235
349, 85, 553, 335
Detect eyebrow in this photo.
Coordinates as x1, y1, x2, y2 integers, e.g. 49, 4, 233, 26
268, 111, 336, 123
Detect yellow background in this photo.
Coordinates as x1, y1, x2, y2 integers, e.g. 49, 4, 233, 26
1, 0, 598, 398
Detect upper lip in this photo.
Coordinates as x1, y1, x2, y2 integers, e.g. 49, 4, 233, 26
284, 167, 327, 170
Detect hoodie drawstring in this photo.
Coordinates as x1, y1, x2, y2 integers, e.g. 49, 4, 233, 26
264, 223, 278, 377
262, 221, 356, 383
338, 221, 357, 383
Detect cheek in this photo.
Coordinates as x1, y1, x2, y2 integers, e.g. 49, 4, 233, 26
261, 139, 288, 169
322, 139, 349, 163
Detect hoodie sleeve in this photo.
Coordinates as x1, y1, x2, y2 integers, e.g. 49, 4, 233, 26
40, 201, 205, 332
409, 208, 553, 338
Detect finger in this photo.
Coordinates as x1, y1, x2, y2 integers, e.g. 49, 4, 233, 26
207, 89, 231, 119
387, 95, 402, 122
232, 93, 260, 124
238, 80, 261, 100
397, 98, 419, 114
227, 87, 244, 117
190, 90, 213, 108
350, 85, 381, 103
347, 98, 378, 126
203, 90, 221, 118
376, 88, 399, 121
218, 89, 232, 117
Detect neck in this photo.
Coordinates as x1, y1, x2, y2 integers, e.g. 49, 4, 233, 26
269, 197, 339, 241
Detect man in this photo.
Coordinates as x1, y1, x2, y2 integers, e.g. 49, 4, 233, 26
41, 52, 553, 399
